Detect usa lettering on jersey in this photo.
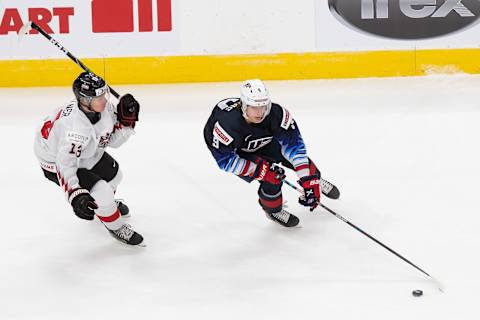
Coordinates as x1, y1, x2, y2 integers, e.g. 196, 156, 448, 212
241, 136, 273, 152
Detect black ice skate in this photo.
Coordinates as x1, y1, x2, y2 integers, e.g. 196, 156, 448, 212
266, 208, 300, 228
115, 199, 130, 217
108, 224, 144, 246
320, 178, 340, 199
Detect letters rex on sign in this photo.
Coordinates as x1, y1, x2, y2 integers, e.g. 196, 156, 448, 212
328, 0, 480, 39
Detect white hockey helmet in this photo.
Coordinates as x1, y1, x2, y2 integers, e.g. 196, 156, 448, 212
240, 79, 271, 121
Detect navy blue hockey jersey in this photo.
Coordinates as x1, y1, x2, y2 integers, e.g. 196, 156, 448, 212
203, 98, 310, 178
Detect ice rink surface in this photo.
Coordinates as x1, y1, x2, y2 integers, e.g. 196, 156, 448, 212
0, 75, 478, 319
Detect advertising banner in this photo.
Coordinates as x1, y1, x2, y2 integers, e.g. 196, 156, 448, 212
0, 0, 179, 59
316, 0, 480, 51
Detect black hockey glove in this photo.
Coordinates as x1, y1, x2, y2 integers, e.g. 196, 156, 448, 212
298, 175, 321, 211
68, 188, 98, 220
117, 94, 140, 128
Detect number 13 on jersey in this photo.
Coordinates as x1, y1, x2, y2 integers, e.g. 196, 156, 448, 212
69, 143, 82, 157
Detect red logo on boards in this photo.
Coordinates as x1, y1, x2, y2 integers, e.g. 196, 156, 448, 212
0, 0, 172, 35
92, 0, 172, 33
0, 7, 74, 34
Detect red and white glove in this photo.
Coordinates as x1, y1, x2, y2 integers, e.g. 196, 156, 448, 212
252, 160, 285, 185
298, 175, 321, 211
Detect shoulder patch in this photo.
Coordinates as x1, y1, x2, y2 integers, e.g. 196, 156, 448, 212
66, 131, 90, 145
217, 98, 241, 112
280, 106, 293, 130
213, 121, 234, 146
61, 103, 75, 118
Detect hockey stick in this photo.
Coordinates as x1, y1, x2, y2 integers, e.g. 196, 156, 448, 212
17, 21, 120, 99
283, 179, 445, 292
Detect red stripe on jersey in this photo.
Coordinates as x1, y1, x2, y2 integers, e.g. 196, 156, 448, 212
41, 110, 63, 139
295, 164, 309, 172
54, 110, 62, 121
240, 160, 251, 176
308, 159, 320, 176
260, 197, 283, 209
58, 173, 64, 187
57, 172, 69, 193
97, 209, 121, 223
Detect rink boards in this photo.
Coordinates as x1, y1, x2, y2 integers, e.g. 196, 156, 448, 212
2, 48, 480, 87
2, 1, 480, 87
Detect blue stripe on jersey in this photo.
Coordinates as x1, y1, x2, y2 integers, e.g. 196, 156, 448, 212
276, 126, 308, 168
211, 148, 247, 175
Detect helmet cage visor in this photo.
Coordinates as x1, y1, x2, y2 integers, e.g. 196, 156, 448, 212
79, 85, 109, 105
241, 98, 271, 120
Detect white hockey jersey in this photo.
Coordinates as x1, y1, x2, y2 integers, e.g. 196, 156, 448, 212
34, 99, 134, 195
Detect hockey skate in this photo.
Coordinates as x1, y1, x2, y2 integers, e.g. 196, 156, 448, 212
320, 178, 340, 200
108, 223, 145, 246
265, 207, 300, 228
115, 199, 130, 217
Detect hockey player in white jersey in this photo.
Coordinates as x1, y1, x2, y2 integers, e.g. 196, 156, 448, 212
34, 72, 144, 246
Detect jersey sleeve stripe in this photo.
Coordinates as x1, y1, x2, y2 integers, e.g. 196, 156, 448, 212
240, 160, 251, 176
212, 149, 255, 177
97, 209, 121, 223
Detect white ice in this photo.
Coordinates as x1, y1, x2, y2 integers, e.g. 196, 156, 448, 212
0, 76, 479, 320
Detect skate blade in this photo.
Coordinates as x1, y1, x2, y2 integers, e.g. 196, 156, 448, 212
107, 231, 146, 247
271, 221, 303, 229
282, 224, 303, 229
114, 239, 147, 247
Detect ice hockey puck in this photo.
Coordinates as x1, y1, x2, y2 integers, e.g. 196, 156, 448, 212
412, 290, 423, 297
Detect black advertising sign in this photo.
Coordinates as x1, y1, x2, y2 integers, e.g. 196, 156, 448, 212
328, 0, 480, 39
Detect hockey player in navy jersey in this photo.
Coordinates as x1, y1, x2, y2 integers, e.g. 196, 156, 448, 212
34, 72, 144, 245
204, 79, 339, 227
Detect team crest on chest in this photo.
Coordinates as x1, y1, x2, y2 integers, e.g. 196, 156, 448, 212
98, 132, 111, 148
241, 136, 273, 152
